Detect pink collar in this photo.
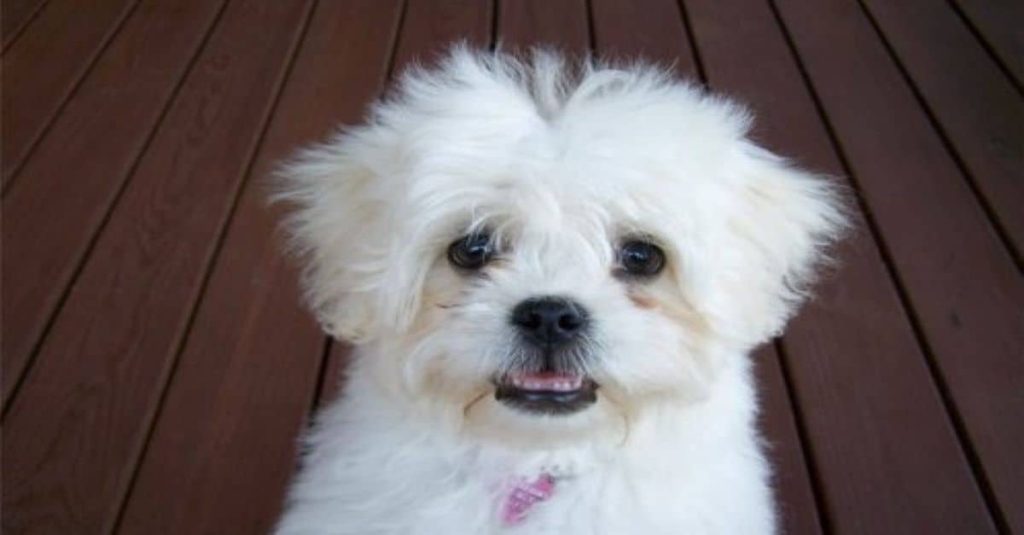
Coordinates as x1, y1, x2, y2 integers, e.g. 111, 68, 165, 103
501, 473, 556, 526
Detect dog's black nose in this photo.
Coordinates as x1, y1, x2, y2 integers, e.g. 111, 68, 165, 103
511, 296, 589, 346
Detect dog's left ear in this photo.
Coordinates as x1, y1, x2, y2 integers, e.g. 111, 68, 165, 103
707, 143, 849, 347
272, 131, 430, 343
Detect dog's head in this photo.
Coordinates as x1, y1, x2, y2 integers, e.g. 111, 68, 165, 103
276, 48, 846, 445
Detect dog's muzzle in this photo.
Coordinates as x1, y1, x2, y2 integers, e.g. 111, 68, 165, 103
495, 296, 598, 415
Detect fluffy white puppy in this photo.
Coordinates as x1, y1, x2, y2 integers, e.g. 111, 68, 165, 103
273, 47, 846, 534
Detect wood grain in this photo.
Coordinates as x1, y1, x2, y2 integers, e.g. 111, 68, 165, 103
2, 0, 227, 411
860, 0, 1024, 261
774, 0, 1023, 530
1, 1, 313, 532
112, 2, 404, 532
1, 0, 139, 187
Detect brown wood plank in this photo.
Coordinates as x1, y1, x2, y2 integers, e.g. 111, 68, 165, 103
773, 0, 1024, 531
0, 1, 314, 533
590, 2, 823, 532
392, 0, 493, 69
498, 0, 588, 53
949, 0, 1024, 88
1, 0, 139, 188
859, 0, 1024, 261
1, 0, 48, 49
113, 3, 405, 532
1, 0, 227, 411
590, 0, 698, 75
688, 0, 1000, 532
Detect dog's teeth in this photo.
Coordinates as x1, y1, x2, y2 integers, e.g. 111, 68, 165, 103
506, 374, 586, 391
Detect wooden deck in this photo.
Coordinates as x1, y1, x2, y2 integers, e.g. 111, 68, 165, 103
2, 0, 1021, 533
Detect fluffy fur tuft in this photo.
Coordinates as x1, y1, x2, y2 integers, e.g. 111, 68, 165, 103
272, 47, 847, 534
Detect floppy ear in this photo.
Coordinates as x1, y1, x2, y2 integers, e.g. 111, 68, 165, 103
711, 143, 849, 347
273, 131, 424, 343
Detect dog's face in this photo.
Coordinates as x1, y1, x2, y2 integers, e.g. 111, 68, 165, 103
278, 49, 844, 444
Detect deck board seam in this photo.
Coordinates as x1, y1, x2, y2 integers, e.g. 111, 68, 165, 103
1, 0, 51, 52
765, 1, 1009, 531
773, 339, 833, 535
491, 0, 500, 51
104, 1, 322, 531
309, 338, 335, 412
382, 0, 410, 79
583, 0, 596, 56
1, 0, 144, 196
674, 0, 707, 84
0, 0, 233, 416
844, 9, 1017, 526
943, 0, 1023, 94
853, 0, 1021, 269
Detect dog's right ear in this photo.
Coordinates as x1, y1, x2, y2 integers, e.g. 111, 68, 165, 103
271, 131, 391, 342
710, 143, 850, 347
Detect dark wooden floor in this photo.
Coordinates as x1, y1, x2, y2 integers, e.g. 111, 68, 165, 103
2, 0, 1021, 533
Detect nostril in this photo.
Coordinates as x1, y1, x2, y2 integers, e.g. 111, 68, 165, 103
557, 312, 582, 331
522, 312, 542, 330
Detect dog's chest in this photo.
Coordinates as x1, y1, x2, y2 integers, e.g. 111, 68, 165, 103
383, 463, 739, 535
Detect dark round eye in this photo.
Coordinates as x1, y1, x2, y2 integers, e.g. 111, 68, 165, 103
618, 240, 665, 277
447, 232, 495, 270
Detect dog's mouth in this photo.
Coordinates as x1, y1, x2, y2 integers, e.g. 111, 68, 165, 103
494, 372, 598, 415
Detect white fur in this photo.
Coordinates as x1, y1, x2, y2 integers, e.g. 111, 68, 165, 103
272, 47, 846, 535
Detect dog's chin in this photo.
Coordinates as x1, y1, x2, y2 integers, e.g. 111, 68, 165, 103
462, 392, 621, 448
493, 372, 598, 416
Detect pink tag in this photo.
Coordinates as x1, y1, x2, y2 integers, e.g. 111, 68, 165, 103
501, 473, 556, 526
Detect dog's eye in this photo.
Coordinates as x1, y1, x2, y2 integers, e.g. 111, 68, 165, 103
618, 240, 665, 277
448, 232, 495, 270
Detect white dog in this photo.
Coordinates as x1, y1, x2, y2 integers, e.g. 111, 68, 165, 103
272, 47, 845, 534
